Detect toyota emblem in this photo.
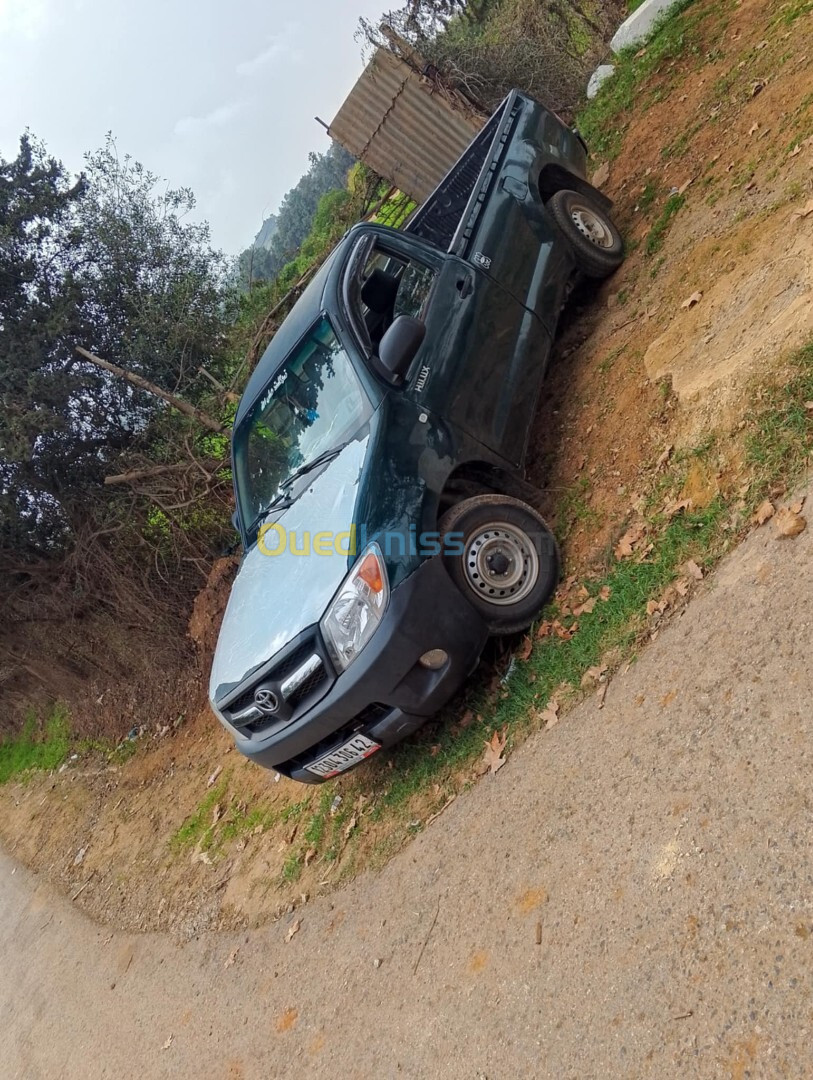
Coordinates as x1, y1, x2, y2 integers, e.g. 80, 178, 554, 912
254, 687, 279, 714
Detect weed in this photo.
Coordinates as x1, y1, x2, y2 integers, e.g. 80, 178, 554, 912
0, 705, 71, 784
645, 194, 685, 256
283, 851, 303, 882
638, 181, 658, 212
170, 777, 229, 852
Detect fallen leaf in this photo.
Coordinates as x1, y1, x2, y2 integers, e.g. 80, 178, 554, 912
552, 619, 577, 640
540, 701, 560, 730
805, 401, 813, 411
482, 729, 507, 774
791, 199, 813, 220
580, 664, 606, 689
663, 497, 692, 518
684, 559, 703, 581
674, 579, 689, 597
656, 445, 673, 470
753, 499, 775, 525
162, 1035, 173, 1051
224, 948, 239, 969
304, 847, 316, 867
774, 507, 807, 539
789, 143, 802, 158
751, 79, 765, 97
459, 709, 476, 729
343, 813, 358, 839
681, 291, 703, 310
211, 803, 222, 826
748, 123, 759, 136
286, 918, 301, 942
592, 161, 610, 188
646, 599, 666, 616
429, 743, 442, 756
790, 496, 806, 514
615, 522, 646, 560
573, 595, 597, 617
599, 585, 611, 602
536, 620, 552, 639
517, 635, 533, 661
206, 765, 222, 788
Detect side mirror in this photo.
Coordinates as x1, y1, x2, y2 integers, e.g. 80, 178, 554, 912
378, 315, 426, 385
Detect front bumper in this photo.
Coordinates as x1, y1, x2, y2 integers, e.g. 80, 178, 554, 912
232, 556, 488, 782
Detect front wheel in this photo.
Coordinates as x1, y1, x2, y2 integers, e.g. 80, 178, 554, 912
548, 188, 624, 279
439, 494, 560, 636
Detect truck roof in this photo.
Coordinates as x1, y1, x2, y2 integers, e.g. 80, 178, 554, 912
234, 244, 344, 429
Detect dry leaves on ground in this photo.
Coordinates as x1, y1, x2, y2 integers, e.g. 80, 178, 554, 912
791, 199, 813, 220
681, 291, 703, 310
572, 595, 597, 617
684, 559, 703, 581
656, 445, 673, 471
481, 729, 507, 774
774, 507, 807, 539
538, 701, 560, 730
580, 664, 607, 689
615, 521, 646, 560
517, 635, 533, 661
592, 161, 610, 188
286, 918, 301, 942
753, 500, 775, 525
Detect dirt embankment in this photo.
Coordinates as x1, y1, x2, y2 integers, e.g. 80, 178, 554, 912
1, 0, 811, 936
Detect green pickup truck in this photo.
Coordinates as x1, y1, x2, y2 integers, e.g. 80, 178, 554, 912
209, 89, 623, 782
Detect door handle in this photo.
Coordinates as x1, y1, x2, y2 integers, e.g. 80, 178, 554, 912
456, 275, 474, 299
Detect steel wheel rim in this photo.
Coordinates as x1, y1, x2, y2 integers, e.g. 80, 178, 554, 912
463, 522, 539, 606
570, 204, 614, 249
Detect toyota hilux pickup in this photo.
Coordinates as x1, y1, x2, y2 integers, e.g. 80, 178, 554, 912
209, 89, 623, 783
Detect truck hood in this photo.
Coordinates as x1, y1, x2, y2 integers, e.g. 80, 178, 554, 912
209, 435, 369, 702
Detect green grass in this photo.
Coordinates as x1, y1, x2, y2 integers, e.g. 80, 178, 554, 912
0, 705, 71, 784
577, 0, 704, 159
746, 341, 813, 492
645, 193, 685, 255
359, 338, 813, 817
170, 777, 229, 852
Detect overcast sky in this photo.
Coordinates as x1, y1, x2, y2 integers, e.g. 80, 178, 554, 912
0, 0, 386, 256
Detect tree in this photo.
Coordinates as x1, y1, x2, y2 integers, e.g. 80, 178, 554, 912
0, 134, 230, 565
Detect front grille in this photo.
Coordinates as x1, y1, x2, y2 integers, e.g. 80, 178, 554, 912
222, 633, 333, 736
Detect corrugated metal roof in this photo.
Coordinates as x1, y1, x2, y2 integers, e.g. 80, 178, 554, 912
329, 48, 485, 204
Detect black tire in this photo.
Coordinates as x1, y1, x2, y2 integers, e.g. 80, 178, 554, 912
439, 494, 560, 636
548, 188, 624, 279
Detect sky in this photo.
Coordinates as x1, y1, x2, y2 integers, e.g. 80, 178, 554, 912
0, 0, 387, 256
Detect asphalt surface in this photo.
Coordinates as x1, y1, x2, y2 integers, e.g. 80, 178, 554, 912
2, 491, 813, 1079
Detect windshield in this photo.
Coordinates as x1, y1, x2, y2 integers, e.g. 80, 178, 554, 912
233, 317, 371, 531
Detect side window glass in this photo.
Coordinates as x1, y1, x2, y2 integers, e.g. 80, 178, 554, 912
358, 245, 436, 354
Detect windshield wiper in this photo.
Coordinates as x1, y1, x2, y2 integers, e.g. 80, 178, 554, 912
279, 441, 350, 491
245, 443, 351, 539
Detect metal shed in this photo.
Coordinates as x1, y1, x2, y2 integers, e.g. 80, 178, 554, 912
329, 47, 486, 205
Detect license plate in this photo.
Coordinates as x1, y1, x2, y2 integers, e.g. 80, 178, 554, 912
305, 733, 381, 778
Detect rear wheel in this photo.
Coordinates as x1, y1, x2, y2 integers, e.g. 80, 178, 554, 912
439, 494, 560, 635
548, 188, 624, 279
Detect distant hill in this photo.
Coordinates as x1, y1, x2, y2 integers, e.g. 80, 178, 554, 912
235, 143, 355, 289
253, 214, 278, 251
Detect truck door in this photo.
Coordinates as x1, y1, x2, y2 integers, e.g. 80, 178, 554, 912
342, 227, 551, 467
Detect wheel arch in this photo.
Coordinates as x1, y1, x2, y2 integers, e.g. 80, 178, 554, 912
437, 460, 549, 526
537, 163, 613, 213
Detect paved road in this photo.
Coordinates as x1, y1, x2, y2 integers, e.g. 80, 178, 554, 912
2, 492, 813, 1079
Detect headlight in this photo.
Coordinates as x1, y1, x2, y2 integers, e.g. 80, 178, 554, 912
320, 544, 389, 672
